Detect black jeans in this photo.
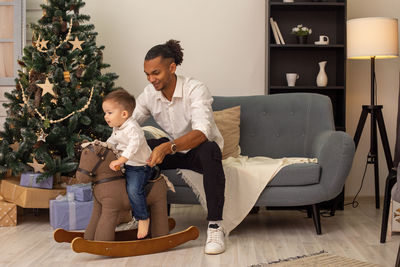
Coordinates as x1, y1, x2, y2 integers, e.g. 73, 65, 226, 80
147, 138, 225, 221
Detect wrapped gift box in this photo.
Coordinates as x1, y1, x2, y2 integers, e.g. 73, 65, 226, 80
0, 200, 17, 227
49, 199, 93, 230
0, 179, 65, 208
20, 172, 53, 189
66, 183, 92, 202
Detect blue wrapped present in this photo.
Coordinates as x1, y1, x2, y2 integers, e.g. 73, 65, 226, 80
49, 199, 93, 230
66, 183, 92, 202
20, 172, 53, 189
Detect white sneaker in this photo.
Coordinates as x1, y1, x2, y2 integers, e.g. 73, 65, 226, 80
115, 218, 138, 232
204, 224, 225, 255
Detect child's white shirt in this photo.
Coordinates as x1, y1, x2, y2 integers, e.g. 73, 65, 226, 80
107, 116, 152, 166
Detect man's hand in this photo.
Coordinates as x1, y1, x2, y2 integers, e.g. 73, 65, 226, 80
147, 142, 171, 167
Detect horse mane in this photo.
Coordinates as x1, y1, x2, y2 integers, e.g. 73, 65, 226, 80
81, 140, 120, 156
80, 140, 125, 173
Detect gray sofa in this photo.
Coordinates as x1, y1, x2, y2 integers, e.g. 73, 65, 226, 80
146, 93, 355, 234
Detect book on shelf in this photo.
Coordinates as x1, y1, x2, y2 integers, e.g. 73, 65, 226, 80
274, 20, 285, 44
269, 17, 280, 44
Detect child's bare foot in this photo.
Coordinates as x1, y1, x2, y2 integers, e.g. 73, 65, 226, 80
137, 218, 150, 239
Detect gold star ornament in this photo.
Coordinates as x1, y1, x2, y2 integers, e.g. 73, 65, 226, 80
68, 36, 84, 51
50, 52, 59, 64
27, 158, 46, 173
37, 78, 56, 97
36, 128, 48, 142
39, 39, 49, 49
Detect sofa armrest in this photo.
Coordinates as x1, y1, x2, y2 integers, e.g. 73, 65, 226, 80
310, 130, 355, 199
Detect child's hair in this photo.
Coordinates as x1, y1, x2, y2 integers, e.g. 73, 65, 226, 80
103, 88, 136, 116
145, 39, 184, 66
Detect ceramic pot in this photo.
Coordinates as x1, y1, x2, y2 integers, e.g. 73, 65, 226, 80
296, 35, 308, 44
316, 61, 328, 87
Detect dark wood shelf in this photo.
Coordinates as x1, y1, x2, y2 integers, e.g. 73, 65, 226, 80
268, 0, 347, 131
270, 44, 344, 48
271, 2, 345, 7
270, 85, 344, 90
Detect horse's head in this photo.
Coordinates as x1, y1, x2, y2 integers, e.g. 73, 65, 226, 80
75, 140, 124, 184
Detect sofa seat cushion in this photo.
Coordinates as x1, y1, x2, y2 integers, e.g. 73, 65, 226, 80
163, 163, 320, 188
267, 163, 321, 187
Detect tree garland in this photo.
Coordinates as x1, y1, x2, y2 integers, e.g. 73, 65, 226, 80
33, 18, 73, 53
20, 81, 94, 124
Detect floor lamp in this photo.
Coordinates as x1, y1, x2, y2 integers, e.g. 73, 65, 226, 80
347, 17, 399, 209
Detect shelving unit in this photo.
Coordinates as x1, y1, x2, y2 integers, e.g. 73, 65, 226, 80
268, 0, 346, 131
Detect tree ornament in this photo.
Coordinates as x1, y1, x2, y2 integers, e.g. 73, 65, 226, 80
61, 21, 68, 32
39, 39, 49, 49
17, 60, 26, 67
33, 141, 45, 149
37, 78, 56, 97
10, 142, 19, 152
50, 52, 59, 64
68, 36, 84, 51
27, 158, 45, 173
36, 128, 48, 142
63, 71, 71, 82
76, 64, 85, 78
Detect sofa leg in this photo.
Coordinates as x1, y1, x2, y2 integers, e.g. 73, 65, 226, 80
307, 207, 312, 218
167, 204, 171, 216
312, 204, 322, 235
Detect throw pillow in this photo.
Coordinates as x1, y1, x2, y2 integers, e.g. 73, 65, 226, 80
213, 106, 241, 159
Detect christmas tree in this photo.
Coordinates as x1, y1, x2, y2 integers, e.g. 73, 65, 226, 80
0, 0, 118, 181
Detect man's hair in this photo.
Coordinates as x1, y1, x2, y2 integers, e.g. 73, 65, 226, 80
103, 88, 136, 116
145, 39, 184, 66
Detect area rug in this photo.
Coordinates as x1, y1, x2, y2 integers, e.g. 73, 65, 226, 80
250, 251, 380, 267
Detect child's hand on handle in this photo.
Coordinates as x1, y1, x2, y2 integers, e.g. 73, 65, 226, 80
109, 156, 127, 171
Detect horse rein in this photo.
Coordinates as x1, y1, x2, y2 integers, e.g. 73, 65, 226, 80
77, 145, 125, 187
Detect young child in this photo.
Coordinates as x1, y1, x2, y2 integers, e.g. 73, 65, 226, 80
102, 88, 153, 239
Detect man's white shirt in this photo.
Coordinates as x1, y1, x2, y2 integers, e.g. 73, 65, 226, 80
107, 116, 152, 166
133, 75, 224, 153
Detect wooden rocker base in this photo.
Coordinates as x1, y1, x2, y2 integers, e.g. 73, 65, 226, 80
71, 226, 199, 257
54, 218, 176, 243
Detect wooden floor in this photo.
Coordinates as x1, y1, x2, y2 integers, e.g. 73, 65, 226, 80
0, 198, 398, 267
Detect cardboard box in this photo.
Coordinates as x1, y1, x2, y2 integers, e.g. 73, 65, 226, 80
20, 172, 53, 189
0, 179, 65, 208
0, 200, 17, 227
49, 199, 93, 230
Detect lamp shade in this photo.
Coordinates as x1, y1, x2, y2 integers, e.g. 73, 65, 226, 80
347, 17, 399, 59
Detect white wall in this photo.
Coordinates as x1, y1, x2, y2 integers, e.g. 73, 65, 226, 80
346, 0, 400, 198
25, 0, 400, 198
82, 0, 266, 98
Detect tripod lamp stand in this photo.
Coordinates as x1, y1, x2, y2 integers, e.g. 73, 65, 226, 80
347, 17, 399, 209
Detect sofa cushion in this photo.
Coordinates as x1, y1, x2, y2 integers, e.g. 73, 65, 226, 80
163, 163, 320, 188
267, 163, 321, 187
213, 106, 241, 159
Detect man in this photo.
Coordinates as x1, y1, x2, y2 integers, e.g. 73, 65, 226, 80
132, 39, 226, 254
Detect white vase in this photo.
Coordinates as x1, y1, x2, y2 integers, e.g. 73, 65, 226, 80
316, 61, 328, 87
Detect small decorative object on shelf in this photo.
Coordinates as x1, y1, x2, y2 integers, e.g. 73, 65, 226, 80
316, 61, 328, 87
286, 73, 299, 87
315, 35, 330, 45
291, 24, 312, 44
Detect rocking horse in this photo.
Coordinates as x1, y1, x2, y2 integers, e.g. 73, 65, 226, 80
53, 140, 199, 257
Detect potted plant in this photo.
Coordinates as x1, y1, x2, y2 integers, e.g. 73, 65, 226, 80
291, 24, 312, 44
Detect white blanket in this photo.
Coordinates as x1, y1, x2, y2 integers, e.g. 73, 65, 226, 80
179, 155, 317, 235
